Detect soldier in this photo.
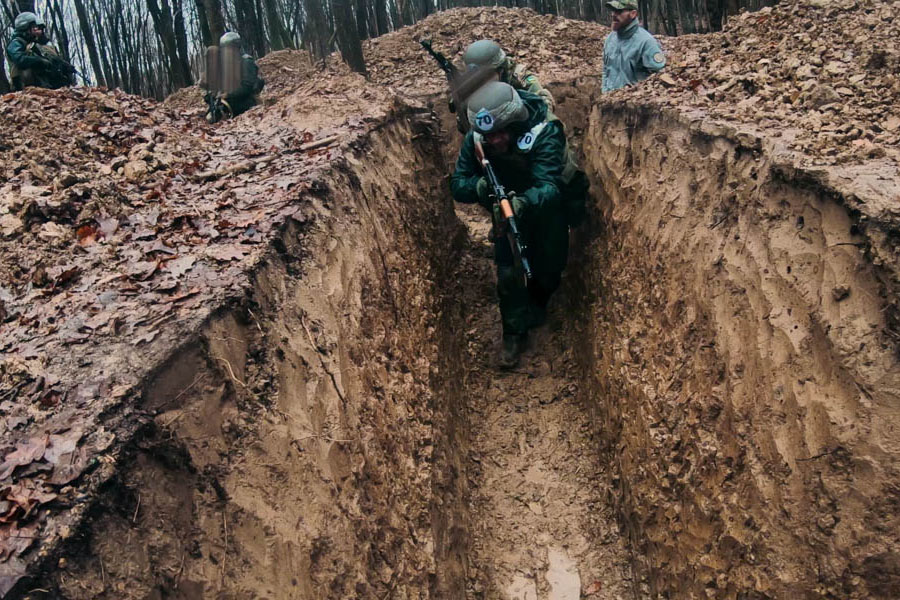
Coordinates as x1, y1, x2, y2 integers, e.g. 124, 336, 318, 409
204, 32, 265, 123
602, 0, 666, 93
6, 12, 75, 91
451, 81, 587, 368
453, 39, 554, 134
463, 40, 554, 109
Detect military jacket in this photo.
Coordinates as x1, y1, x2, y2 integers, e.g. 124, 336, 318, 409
602, 20, 665, 93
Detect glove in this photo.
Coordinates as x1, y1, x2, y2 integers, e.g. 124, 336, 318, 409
510, 194, 527, 219
476, 177, 490, 203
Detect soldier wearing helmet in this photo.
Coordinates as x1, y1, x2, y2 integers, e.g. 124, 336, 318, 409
453, 39, 554, 134
451, 81, 587, 368
203, 32, 265, 123
463, 40, 554, 109
6, 12, 74, 91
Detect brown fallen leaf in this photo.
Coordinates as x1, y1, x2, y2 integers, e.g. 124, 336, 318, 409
584, 580, 603, 595
205, 244, 246, 262
166, 255, 196, 277
76, 224, 99, 247
127, 260, 160, 281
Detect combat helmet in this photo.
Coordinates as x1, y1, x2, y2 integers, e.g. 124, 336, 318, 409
14, 12, 45, 34
463, 40, 508, 71
219, 32, 242, 47
466, 81, 528, 135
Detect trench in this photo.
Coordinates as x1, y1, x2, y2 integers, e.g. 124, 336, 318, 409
27, 83, 900, 600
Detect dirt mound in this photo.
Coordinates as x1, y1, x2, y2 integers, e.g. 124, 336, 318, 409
0, 77, 360, 594
366, 6, 608, 96
615, 0, 900, 165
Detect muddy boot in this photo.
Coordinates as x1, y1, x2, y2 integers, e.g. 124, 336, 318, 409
499, 333, 526, 369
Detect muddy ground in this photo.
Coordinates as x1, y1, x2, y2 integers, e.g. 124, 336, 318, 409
1, 2, 899, 599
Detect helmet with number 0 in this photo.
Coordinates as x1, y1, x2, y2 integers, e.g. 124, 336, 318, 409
466, 81, 528, 135
219, 32, 242, 47
14, 12, 45, 34
463, 40, 507, 71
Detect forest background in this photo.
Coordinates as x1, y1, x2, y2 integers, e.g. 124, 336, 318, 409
0, 0, 774, 99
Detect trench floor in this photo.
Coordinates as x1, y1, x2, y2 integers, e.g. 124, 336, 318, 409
456, 204, 634, 599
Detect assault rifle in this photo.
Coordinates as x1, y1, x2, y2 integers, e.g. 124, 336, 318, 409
474, 140, 533, 283
419, 39, 459, 82
203, 92, 232, 124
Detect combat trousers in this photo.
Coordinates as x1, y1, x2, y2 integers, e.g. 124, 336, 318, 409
493, 211, 568, 335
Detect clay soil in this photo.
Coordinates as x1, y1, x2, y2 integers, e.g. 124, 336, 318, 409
1, 1, 899, 599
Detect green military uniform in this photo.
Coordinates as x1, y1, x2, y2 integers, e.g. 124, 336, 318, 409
204, 32, 265, 123
451, 87, 586, 349
223, 54, 264, 117
6, 13, 73, 91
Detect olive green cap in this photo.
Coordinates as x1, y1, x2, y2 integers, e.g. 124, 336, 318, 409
606, 0, 638, 9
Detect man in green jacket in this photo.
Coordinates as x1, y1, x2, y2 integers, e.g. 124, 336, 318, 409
6, 12, 75, 91
451, 81, 587, 368
602, 0, 666, 93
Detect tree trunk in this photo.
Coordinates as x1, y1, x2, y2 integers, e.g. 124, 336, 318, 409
374, 0, 389, 36
172, 0, 192, 80
354, 0, 369, 40
203, 0, 226, 42
72, 0, 106, 87
194, 0, 213, 46
332, 0, 367, 75
303, 0, 331, 58
146, 0, 188, 88
263, 0, 293, 50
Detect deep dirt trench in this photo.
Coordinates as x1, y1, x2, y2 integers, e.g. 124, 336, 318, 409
16, 79, 900, 599
454, 202, 633, 599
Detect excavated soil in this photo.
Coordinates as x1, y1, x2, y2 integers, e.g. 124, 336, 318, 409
2, 2, 900, 599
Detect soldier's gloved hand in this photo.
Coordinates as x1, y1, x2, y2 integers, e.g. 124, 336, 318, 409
476, 177, 491, 203
510, 194, 528, 219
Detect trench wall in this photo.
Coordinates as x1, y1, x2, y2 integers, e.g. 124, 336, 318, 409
43, 109, 471, 599
580, 103, 900, 599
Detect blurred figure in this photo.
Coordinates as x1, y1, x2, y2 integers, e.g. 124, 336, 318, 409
203, 32, 265, 123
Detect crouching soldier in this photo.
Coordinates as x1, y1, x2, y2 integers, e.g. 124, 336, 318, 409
451, 81, 588, 368
203, 32, 265, 123
6, 12, 75, 91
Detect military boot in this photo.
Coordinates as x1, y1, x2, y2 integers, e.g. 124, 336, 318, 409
499, 333, 527, 369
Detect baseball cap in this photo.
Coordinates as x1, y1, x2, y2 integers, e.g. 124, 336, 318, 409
607, 0, 639, 9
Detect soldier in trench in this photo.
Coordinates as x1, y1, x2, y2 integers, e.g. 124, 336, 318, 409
601, 0, 666, 93
6, 12, 75, 91
452, 40, 555, 134
203, 32, 265, 123
451, 81, 587, 368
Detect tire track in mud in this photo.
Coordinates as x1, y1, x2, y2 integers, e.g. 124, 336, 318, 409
455, 203, 634, 599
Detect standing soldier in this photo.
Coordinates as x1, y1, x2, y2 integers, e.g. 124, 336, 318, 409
451, 81, 587, 368
601, 0, 666, 93
203, 32, 265, 123
6, 12, 75, 91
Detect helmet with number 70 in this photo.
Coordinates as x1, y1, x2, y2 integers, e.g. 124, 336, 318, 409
466, 81, 528, 135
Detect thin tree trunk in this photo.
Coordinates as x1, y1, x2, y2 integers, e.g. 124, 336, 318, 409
263, 0, 292, 49
146, 0, 189, 88
203, 0, 226, 41
332, 0, 367, 75
73, 0, 106, 87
